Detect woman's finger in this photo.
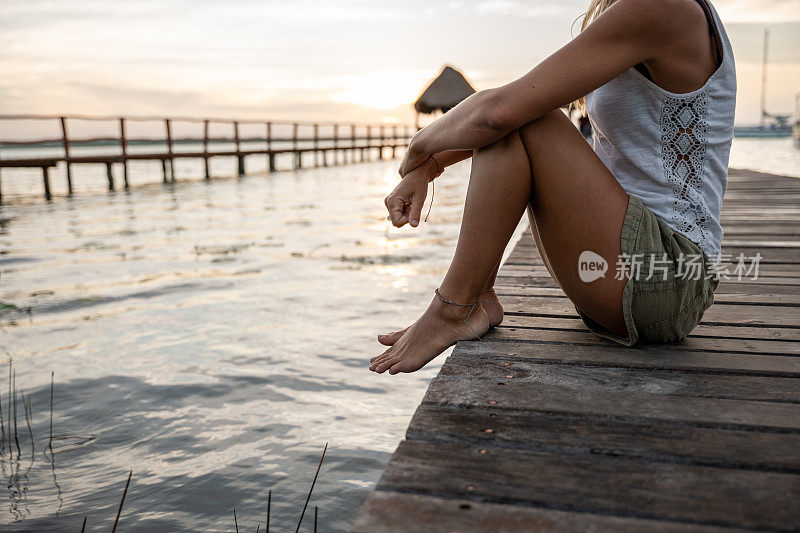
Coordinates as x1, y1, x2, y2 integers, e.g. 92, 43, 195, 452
387, 196, 408, 227
408, 190, 426, 227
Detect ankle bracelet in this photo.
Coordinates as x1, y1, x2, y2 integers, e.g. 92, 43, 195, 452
434, 287, 482, 341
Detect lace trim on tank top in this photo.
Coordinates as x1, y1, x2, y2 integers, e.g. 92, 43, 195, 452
660, 92, 713, 255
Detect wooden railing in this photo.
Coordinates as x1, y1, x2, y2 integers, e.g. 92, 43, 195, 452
0, 114, 416, 201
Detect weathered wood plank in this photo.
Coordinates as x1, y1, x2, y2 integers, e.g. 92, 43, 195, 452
497, 295, 800, 328
441, 352, 800, 402
423, 374, 800, 431
494, 284, 800, 305
483, 324, 800, 355
376, 440, 800, 531
407, 405, 800, 473
499, 314, 800, 342
353, 491, 749, 533
455, 340, 800, 377
498, 315, 800, 342
718, 227, 800, 236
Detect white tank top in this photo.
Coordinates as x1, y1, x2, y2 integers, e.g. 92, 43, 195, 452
585, 0, 736, 259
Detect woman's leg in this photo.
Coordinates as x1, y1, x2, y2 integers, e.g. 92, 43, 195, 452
516, 111, 629, 330
370, 110, 629, 374
376, 258, 503, 346
369, 132, 529, 373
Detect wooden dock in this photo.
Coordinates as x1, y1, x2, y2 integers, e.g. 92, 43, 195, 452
353, 169, 800, 532
0, 114, 413, 201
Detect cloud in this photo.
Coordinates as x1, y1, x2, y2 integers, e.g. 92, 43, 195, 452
0, 0, 797, 129
726, 22, 800, 63
474, 0, 574, 17
714, 0, 800, 22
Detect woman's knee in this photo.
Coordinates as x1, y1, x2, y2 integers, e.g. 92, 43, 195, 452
475, 128, 523, 158
473, 116, 564, 168
518, 110, 570, 142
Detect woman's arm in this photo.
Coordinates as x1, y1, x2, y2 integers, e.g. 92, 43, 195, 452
403, 0, 691, 166
430, 150, 473, 175
398, 149, 473, 182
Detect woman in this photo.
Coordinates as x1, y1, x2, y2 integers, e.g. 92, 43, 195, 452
369, 0, 735, 374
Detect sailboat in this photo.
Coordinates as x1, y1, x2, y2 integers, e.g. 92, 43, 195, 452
734, 29, 793, 138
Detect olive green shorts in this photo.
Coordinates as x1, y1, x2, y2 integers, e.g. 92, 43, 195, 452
576, 194, 720, 346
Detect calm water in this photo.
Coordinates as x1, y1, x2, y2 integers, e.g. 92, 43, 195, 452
0, 136, 796, 531
728, 136, 800, 178
0, 151, 526, 532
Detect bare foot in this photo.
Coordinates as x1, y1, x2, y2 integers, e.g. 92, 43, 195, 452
377, 288, 503, 346
369, 293, 490, 375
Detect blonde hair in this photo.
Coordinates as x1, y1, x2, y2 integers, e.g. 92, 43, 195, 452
580, 0, 617, 32
572, 0, 617, 114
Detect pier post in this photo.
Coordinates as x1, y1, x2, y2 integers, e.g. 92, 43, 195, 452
165, 119, 175, 182
161, 159, 169, 183
106, 162, 114, 191
267, 122, 275, 173
41, 166, 51, 200
392, 125, 397, 159
322, 123, 329, 167
119, 118, 129, 189
351, 124, 356, 164
203, 120, 210, 180
313, 123, 319, 167
293, 123, 300, 169
234, 121, 245, 176
358, 126, 372, 163
379, 125, 384, 160
333, 124, 339, 166
60, 117, 73, 194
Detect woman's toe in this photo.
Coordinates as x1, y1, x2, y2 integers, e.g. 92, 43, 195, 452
388, 361, 407, 375
376, 358, 400, 373
374, 352, 401, 372
370, 348, 392, 367
377, 328, 407, 346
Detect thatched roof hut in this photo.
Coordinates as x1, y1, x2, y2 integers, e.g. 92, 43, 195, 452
413, 66, 476, 126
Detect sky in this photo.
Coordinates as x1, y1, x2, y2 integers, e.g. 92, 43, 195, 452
1, 0, 798, 138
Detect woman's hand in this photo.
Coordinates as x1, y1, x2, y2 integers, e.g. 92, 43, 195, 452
384, 161, 433, 228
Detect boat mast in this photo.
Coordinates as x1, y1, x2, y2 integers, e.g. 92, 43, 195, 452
760, 28, 769, 126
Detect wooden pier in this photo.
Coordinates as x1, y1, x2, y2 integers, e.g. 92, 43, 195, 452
0, 114, 414, 201
353, 169, 800, 532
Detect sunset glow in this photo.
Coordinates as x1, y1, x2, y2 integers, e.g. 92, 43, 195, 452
0, 0, 798, 131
